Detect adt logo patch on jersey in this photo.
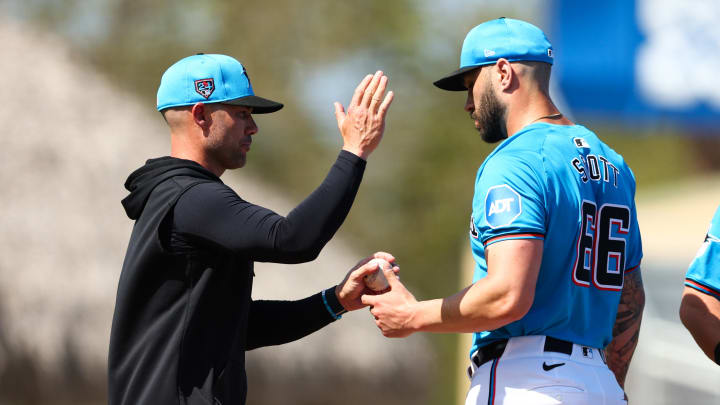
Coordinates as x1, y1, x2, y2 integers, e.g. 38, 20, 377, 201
484, 185, 522, 229
195, 78, 215, 99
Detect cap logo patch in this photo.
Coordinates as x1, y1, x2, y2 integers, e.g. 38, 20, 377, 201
484, 184, 522, 229
195, 78, 215, 99
484, 49, 496, 57
548, 49, 553, 58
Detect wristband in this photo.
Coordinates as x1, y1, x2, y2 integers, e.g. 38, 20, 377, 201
321, 288, 347, 320
714, 341, 720, 366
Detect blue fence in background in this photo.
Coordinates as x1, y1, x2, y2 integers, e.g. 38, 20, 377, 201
549, 0, 720, 130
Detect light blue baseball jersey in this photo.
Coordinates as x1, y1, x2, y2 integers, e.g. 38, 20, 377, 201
685, 205, 720, 301
469, 123, 642, 356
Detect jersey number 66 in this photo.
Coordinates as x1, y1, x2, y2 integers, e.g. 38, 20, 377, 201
572, 201, 631, 291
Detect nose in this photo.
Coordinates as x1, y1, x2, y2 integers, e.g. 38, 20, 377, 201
464, 90, 474, 113
246, 115, 258, 136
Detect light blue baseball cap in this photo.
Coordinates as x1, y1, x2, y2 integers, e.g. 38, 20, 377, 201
434, 18, 553, 91
156, 53, 283, 113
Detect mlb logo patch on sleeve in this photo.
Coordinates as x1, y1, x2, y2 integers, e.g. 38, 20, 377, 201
484, 185, 522, 229
573, 137, 590, 148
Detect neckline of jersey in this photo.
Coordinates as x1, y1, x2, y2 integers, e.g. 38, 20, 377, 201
483, 123, 585, 164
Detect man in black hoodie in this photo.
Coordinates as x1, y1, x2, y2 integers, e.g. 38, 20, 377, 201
109, 54, 395, 405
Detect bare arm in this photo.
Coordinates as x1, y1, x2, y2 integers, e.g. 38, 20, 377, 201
679, 286, 720, 364
605, 269, 645, 388
361, 239, 543, 337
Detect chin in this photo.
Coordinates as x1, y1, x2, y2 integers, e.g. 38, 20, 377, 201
478, 129, 506, 144
232, 152, 247, 168
221, 157, 246, 171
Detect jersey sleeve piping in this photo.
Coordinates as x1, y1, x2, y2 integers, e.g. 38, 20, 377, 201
685, 278, 720, 301
625, 263, 641, 274
483, 233, 545, 247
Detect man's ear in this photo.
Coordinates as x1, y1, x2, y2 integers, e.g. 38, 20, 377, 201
494, 58, 514, 92
191, 103, 210, 129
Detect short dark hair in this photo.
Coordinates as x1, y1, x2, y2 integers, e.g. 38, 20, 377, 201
160, 105, 192, 123
518, 61, 552, 95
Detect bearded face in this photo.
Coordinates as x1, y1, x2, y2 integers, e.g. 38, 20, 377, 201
470, 82, 508, 144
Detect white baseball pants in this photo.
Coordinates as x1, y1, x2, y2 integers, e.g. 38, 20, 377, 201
465, 336, 627, 405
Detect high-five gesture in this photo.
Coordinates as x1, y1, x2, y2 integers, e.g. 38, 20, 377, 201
334, 71, 394, 160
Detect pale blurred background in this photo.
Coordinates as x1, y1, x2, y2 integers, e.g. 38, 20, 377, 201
0, 0, 719, 404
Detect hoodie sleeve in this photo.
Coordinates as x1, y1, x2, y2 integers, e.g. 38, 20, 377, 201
171, 150, 365, 263
245, 290, 338, 350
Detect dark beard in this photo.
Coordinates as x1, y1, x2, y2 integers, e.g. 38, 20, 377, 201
471, 86, 507, 143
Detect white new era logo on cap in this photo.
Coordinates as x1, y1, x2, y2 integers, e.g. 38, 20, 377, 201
484, 49, 496, 57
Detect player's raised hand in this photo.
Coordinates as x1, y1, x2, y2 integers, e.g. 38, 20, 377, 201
361, 266, 418, 338
334, 71, 394, 160
335, 252, 399, 312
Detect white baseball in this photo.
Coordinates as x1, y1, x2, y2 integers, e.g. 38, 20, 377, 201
364, 258, 390, 291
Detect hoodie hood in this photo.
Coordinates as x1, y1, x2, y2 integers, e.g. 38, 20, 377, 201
121, 157, 220, 220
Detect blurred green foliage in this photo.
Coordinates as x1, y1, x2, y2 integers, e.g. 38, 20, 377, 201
7, 1, 715, 403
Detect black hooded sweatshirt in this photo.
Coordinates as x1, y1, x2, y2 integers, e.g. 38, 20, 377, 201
109, 151, 365, 405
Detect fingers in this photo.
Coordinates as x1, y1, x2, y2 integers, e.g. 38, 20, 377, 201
361, 71, 383, 107
372, 251, 396, 264
334, 102, 345, 129
371, 251, 399, 280
377, 91, 394, 118
369, 75, 388, 112
354, 260, 381, 278
381, 264, 401, 287
361, 293, 378, 307
350, 254, 376, 271
350, 74, 373, 108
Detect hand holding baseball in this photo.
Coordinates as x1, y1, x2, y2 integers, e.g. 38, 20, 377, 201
364, 258, 392, 291
334, 71, 394, 160
335, 252, 399, 312
361, 265, 418, 338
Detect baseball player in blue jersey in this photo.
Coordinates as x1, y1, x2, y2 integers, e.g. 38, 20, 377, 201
362, 18, 645, 404
680, 205, 720, 366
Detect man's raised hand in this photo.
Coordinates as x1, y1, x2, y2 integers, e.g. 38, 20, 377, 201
334, 71, 394, 160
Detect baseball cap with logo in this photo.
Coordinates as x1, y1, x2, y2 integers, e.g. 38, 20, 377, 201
434, 17, 553, 91
156, 53, 283, 113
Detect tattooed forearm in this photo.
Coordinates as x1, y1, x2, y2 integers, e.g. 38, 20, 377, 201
605, 268, 645, 388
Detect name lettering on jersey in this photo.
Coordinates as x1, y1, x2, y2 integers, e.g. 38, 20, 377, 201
570, 154, 619, 187
484, 185, 522, 229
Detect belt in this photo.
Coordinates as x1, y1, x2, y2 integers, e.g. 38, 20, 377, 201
467, 336, 574, 379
